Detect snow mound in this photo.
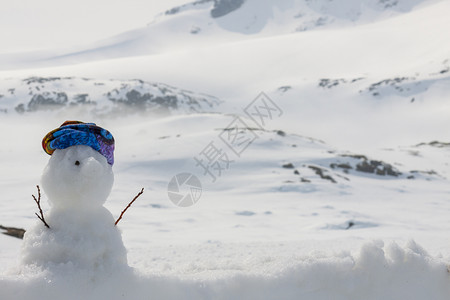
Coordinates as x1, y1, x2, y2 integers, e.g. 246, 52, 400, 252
1, 240, 449, 299
21, 208, 128, 273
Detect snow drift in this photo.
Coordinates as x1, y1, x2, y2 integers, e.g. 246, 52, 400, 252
1, 240, 449, 300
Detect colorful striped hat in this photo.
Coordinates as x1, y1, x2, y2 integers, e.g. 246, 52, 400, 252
42, 121, 115, 165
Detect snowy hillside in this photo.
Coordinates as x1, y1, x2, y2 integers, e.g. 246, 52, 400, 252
0, 0, 440, 68
0, 0, 449, 299
0, 77, 220, 116
1, 112, 449, 299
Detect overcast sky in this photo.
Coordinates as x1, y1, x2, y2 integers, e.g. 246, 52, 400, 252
0, 0, 188, 52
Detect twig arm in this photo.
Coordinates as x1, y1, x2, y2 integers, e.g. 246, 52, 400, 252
115, 188, 144, 226
32, 185, 50, 229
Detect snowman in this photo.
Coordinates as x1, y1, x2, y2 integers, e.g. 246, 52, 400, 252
21, 121, 129, 273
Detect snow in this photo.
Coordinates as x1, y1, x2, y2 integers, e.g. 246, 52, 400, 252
1, 240, 449, 299
1, 0, 450, 299
41, 146, 114, 208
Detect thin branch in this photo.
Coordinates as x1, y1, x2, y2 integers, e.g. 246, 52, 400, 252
115, 188, 144, 226
32, 185, 50, 229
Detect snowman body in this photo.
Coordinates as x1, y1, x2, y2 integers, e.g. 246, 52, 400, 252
21, 145, 127, 271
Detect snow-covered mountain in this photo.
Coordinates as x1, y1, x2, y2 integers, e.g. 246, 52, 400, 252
161, 0, 427, 32
0, 0, 438, 68
0, 77, 220, 116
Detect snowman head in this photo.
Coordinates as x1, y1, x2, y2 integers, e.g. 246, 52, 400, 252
41, 121, 115, 209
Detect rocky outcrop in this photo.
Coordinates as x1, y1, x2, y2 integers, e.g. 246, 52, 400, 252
165, 0, 245, 18
335, 154, 402, 177
211, 0, 245, 18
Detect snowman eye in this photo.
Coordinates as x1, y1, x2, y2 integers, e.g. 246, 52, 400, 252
75, 160, 80, 166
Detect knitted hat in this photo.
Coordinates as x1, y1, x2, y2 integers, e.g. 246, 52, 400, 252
42, 121, 115, 165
